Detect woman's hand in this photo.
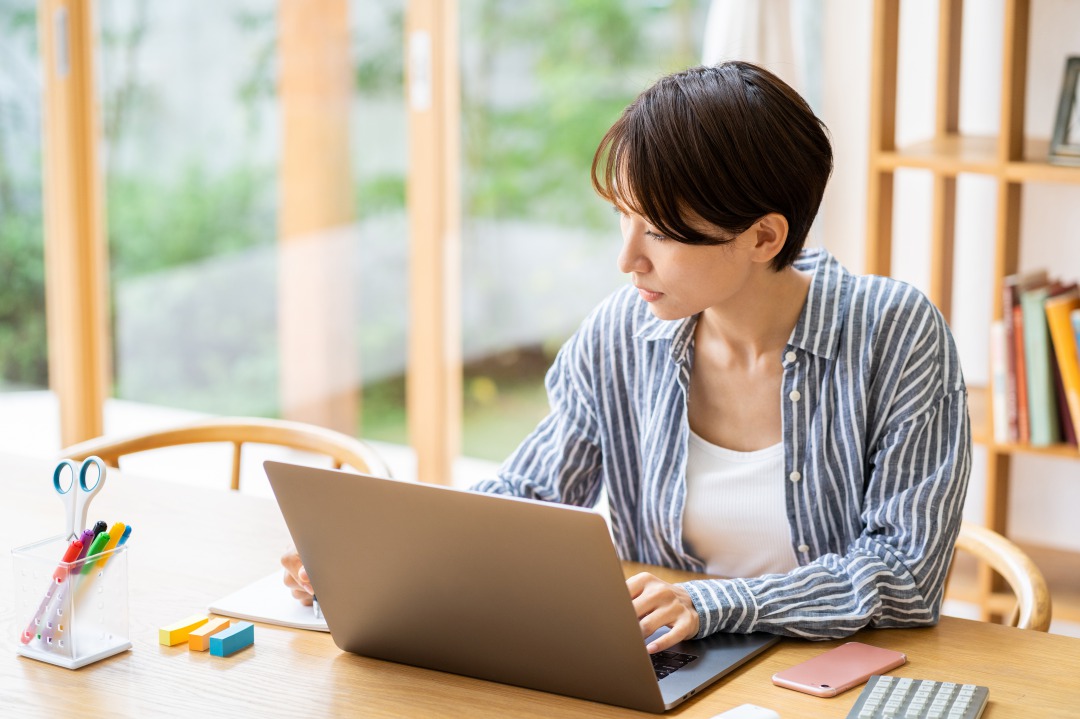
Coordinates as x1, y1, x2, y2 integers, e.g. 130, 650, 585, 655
626, 572, 699, 653
281, 546, 315, 606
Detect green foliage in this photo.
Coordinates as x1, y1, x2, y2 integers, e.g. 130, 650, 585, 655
107, 164, 274, 282
0, 212, 46, 387
461, 0, 688, 231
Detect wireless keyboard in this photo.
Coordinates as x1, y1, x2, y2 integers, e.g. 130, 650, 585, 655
845, 675, 989, 719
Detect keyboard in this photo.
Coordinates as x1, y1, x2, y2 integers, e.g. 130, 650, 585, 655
650, 649, 697, 679
846, 675, 989, 719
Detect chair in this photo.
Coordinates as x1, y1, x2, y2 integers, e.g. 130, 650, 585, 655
59, 416, 392, 491
949, 521, 1052, 632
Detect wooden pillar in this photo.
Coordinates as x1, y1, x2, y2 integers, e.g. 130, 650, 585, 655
277, 0, 358, 434
405, 0, 461, 485
864, 0, 899, 278
39, 0, 110, 447
928, 0, 963, 323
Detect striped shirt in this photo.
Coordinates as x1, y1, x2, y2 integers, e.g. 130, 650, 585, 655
472, 248, 971, 640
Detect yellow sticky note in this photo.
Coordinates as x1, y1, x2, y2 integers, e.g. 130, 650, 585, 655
188, 617, 232, 651
159, 615, 209, 646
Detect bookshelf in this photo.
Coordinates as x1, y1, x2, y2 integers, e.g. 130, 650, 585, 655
866, 0, 1080, 624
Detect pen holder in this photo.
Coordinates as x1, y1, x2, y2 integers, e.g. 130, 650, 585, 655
11, 535, 132, 669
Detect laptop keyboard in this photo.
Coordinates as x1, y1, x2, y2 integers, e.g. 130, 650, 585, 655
651, 650, 697, 679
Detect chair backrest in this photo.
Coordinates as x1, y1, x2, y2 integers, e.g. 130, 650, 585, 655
952, 521, 1052, 632
60, 417, 392, 491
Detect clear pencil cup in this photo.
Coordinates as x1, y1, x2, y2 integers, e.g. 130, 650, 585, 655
12, 535, 132, 669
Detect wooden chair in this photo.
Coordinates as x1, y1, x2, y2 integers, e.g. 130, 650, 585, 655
60, 416, 392, 491
950, 521, 1052, 632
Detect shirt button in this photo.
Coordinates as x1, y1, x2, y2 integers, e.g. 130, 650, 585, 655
797, 544, 810, 553
789, 390, 801, 402
785, 351, 797, 363
789, 471, 801, 482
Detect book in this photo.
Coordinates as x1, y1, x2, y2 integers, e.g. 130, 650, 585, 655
990, 320, 1010, 443
208, 571, 329, 632
1046, 289, 1080, 446
1020, 284, 1061, 446
1003, 270, 1048, 444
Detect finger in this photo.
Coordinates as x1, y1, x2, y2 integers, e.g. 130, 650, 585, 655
280, 547, 314, 594
636, 601, 684, 639
646, 618, 695, 654
290, 587, 315, 605
625, 572, 656, 599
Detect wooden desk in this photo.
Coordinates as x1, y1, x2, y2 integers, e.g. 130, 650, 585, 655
2, 453, 1079, 717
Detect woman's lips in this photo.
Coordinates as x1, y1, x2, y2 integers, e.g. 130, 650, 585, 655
636, 286, 663, 302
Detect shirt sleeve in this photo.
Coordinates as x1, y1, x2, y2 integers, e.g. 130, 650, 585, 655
470, 329, 606, 508
682, 306, 972, 640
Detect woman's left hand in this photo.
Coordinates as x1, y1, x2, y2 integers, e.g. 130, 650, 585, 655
626, 572, 700, 653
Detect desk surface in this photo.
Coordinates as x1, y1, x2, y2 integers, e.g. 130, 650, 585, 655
2, 452, 1079, 718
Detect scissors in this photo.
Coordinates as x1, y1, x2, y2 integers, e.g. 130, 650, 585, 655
53, 457, 107, 541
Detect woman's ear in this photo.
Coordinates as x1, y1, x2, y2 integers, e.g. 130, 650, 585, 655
749, 213, 790, 265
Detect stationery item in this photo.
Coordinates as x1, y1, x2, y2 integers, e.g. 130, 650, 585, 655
96, 522, 127, 562
209, 572, 328, 632
100, 524, 132, 568
72, 528, 95, 566
91, 520, 108, 538
264, 461, 780, 714
13, 534, 132, 669
188, 617, 232, 651
80, 532, 110, 574
52, 457, 107, 540
159, 615, 209, 646
19, 539, 83, 645
313, 596, 323, 620
209, 621, 254, 657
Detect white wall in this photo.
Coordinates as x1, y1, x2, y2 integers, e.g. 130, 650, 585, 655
821, 0, 1080, 553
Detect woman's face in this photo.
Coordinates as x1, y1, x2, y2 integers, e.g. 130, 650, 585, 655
616, 209, 757, 321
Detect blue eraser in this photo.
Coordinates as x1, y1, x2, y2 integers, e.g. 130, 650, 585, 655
209, 620, 254, 657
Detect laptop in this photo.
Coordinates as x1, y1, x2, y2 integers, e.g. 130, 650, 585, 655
264, 461, 780, 713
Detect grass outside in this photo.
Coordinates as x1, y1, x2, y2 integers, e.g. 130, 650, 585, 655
360, 346, 555, 463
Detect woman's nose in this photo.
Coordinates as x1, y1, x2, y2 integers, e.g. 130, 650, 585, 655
617, 219, 649, 275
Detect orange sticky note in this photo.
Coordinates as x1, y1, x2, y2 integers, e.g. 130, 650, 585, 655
188, 617, 231, 651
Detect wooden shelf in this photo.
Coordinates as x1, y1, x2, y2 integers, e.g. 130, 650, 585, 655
876, 135, 997, 175
968, 385, 1080, 459
867, 0, 1080, 629
874, 135, 1080, 185
1007, 139, 1080, 185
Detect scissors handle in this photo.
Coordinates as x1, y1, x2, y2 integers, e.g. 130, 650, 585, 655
53, 457, 107, 539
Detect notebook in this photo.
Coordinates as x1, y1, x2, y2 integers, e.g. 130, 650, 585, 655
209, 571, 329, 632
264, 461, 779, 713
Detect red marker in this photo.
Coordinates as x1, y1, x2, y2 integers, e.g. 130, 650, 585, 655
20, 539, 83, 645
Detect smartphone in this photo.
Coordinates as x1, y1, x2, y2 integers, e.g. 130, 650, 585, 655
770, 641, 907, 697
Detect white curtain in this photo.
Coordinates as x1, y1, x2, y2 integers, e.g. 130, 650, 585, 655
701, 0, 822, 112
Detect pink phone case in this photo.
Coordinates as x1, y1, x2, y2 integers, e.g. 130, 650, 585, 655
770, 641, 907, 697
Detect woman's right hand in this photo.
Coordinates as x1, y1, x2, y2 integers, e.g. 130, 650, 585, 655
281, 545, 315, 606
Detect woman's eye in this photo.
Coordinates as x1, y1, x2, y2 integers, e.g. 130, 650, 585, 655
645, 230, 668, 242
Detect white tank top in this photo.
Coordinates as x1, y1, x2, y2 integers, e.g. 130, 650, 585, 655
681, 431, 799, 578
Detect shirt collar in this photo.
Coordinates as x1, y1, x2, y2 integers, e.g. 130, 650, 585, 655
633, 247, 849, 363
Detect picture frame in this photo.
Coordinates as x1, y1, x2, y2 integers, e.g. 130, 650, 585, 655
1049, 56, 1080, 166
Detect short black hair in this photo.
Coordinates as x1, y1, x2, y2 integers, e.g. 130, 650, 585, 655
592, 62, 833, 270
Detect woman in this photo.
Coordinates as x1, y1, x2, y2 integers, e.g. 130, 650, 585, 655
284, 62, 971, 655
